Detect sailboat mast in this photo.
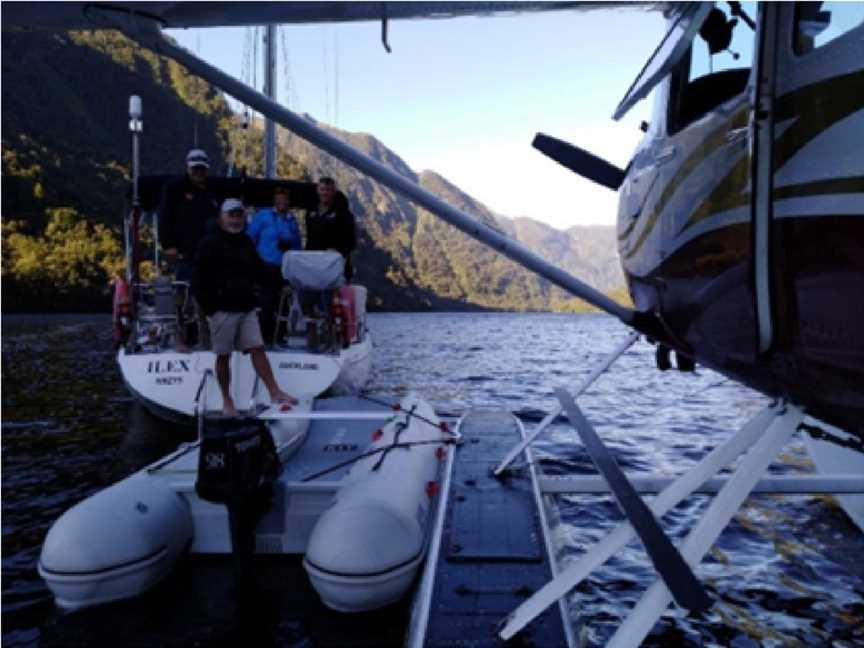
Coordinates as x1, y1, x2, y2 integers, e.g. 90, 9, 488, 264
263, 25, 277, 178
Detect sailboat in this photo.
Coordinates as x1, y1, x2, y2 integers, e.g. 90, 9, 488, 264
115, 64, 371, 424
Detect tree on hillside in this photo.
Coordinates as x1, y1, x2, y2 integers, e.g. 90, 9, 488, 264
2, 209, 124, 312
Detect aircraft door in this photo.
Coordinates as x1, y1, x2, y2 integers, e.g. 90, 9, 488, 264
768, 3, 864, 378
749, 3, 781, 355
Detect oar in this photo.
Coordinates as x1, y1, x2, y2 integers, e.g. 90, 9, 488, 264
554, 388, 712, 612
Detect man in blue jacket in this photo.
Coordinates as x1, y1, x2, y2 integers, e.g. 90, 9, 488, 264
247, 188, 302, 342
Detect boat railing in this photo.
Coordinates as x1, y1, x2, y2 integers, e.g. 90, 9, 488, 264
133, 280, 195, 352
274, 282, 369, 351
249, 374, 262, 412
193, 368, 215, 441
134, 280, 190, 315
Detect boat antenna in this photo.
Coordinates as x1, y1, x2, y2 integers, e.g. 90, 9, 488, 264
323, 29, 331, 125
128, 94, 143, 326
129, 95, 142, 207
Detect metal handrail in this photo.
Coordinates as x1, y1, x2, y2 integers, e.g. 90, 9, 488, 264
248, 374, 262, 413
193, 369, 214, 441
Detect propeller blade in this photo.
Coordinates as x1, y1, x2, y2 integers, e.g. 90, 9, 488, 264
532, 133, 625, 190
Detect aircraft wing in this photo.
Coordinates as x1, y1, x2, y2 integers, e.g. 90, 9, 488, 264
2, 1, 661, 31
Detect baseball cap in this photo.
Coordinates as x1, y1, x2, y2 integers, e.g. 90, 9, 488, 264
221, 198, 244, 213
186, 148, 210, 169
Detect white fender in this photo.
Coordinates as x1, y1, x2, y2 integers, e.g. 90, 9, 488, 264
304, 394, 445, 612
39, 474, 192, 610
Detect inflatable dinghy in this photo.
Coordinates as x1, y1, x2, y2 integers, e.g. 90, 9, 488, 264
303, 396, 443, 612
38, 476, 192, 611
38, 394, 453, 614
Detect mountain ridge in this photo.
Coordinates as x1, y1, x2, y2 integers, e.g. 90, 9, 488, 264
1, 28, 626, 313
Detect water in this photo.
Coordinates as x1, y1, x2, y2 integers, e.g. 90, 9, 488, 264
2, 313, 862, 647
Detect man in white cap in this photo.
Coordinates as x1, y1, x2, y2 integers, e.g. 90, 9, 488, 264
158, 149, 220, 349
192, 198, 297, 416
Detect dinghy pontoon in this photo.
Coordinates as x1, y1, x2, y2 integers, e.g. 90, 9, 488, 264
39, 394, 455, 613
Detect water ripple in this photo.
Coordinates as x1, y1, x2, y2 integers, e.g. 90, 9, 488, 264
2, 312, 862, 646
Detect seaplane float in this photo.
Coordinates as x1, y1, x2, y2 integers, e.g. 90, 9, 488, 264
9, 2, 861, 646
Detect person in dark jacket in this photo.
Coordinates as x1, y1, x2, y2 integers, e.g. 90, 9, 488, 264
247, 187, 302, 342
192, 198, 297, 416
158, 149, 220, 350
305, 177, 357, 281
158, 149, 220, 281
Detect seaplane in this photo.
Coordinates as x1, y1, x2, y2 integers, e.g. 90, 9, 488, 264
4, 2, 862, 646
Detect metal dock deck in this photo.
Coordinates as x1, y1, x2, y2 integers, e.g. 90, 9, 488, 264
410, 409, 574, 647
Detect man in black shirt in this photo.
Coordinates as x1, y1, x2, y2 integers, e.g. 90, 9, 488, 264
158, 149, 219, 349
192, 198, 297, 416
305, 177, 357, 281
159, 149, 220, 282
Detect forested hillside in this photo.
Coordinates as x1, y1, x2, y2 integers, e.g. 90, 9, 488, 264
280, 121, 627, 311
1, 28, 627, 313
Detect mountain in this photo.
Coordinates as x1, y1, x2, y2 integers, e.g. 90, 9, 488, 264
1, 30, 231, 229
280, 120, 625, 310
505, 219, 624, 292
1, 28, 626, 313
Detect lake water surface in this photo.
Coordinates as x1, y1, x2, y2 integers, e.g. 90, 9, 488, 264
2, 313, 862, 646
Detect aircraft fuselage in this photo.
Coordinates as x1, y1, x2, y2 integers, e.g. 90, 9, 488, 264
618, 3, 864, 437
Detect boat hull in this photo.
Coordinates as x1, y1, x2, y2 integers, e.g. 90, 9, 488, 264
304, 553, 424, 613
38, 477, 193, 611
118, 337, 372, 421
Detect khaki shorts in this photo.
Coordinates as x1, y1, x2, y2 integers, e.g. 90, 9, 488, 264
208, 311, 264, 355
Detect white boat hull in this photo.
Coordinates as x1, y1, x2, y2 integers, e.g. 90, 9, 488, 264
118, 337, 372, 421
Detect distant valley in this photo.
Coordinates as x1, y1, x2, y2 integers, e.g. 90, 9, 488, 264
1, 28, 626, 313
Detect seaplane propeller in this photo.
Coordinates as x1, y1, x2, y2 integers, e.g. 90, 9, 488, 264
531, 133, 626, 191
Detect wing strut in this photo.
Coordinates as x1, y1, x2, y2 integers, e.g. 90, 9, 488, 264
606, 404, 803, 647
554, 388, 712, 613
96, 9, 635, 325
493, 331, 638, 477
500, 402, 805, 645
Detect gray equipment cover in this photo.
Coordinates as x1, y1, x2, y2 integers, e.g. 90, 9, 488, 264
282, 251, 345, 290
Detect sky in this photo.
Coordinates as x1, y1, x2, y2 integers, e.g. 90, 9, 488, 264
167, 7, 667, 230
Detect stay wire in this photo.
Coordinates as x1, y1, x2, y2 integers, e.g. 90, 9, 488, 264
358, 393, 455, 434
372, 404, 415, 471
301, 438, 457, 482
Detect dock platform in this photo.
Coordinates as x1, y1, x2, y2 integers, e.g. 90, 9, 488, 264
411, 409, 574, 647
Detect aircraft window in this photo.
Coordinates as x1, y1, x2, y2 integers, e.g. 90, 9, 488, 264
612, 3, 713, 120
667, 3, 755, 134
794, 2, 864, 54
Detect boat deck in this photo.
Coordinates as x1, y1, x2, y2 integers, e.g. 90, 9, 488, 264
255, 396, 399, 553
412, 409, 573, 647
280, 395, 395, 483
